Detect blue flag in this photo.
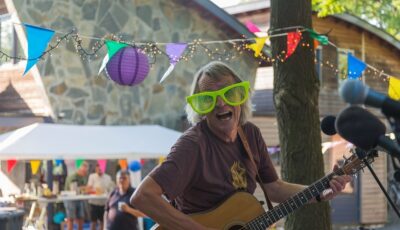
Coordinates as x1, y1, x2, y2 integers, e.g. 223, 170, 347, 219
347, 53, 367, 79
23, 24, 55, 76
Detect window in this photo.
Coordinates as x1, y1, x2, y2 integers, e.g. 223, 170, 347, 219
337, 48, 355, 84
0, 14, 21, 65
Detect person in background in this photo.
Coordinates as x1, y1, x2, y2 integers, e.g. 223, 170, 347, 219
64, 161, 89, 230
87, 163, 114, 230
104, 170, 145, 230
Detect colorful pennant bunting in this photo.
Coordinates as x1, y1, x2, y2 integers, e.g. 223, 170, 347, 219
245, 20, 261, 33
285, 31, 302, 59
75, 159, 84, 169
98, 40, 129, 75
158, 157, 166, 165
347, 53, 367, 79
119, 159, 128, 170
106, 40, 128, 59
30, 160, 41, 175
160, 43, 188, 83
247, 37, 267, 57
55, 159, 63, 166
23, 24, 55, 76
388, 76, 400, 100
7, 159, 17, 173
97, 159, 107, 173
314, 39, 320, 50
308, 29, 329, 45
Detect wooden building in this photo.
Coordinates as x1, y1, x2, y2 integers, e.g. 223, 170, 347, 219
223, 0, 400, 226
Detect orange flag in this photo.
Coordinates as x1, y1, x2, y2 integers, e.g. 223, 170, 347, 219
119, 159, 128, 170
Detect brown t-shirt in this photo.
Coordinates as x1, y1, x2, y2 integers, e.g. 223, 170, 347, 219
150, 120, 278, 214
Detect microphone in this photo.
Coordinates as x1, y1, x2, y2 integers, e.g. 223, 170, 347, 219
339, 79, 400, 120
321, 115, 337, 135
335, 105, 400, 158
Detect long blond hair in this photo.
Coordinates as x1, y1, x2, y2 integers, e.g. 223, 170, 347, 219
185, 61, 252, 126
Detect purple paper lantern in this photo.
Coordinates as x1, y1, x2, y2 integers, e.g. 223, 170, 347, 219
105, 47, 150, 86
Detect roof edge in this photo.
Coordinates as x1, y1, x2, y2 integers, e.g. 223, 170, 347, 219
331, 14, 400, 51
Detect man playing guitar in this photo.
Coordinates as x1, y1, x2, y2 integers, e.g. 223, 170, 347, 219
131, 61, 351, 229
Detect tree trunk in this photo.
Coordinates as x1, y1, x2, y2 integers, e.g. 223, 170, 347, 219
270, 1, 331, 229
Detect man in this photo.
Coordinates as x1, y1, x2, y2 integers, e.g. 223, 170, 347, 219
64, 161, 89, 230
131, 61, 351, 229
104, 170, 145, 230
87, 163, 114, 230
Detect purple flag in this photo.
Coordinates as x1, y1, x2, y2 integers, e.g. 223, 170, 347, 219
160, 43, 187, 83
166, 43, 187, 65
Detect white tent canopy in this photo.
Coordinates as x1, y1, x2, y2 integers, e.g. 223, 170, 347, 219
0, 123, 181, 160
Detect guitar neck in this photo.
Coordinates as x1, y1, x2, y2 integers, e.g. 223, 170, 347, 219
245, 169, 344, 230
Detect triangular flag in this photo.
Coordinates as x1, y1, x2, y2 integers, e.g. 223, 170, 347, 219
105, 40, 128, 60
30, 160, 41, 175
119, 159, 128, 170
285, 31, 302, 60
7, 159, 17, 173
308, 29, 329, 45
75, 159, 84, 169
314, 39, 320, 50
159, 43, 187, 83
23, 24, 55, 76
98, 54, 109, 75
347, 53, 367, 79
245, 20, 261, 33
55, 159, 63, 166
166, 43, 187, 65
246, 37, 267, 57
158, 157, 166, 165
160, 64, 176, 83
388, 76, 400, 100
97, 159, 107, 173
98, 40, 128, 75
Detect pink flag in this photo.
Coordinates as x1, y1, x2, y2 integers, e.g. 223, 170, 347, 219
245, 20, 261, 33
97, 159, 107, 173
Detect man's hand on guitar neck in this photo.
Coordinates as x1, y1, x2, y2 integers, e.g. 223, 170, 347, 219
318, 164, 352, 202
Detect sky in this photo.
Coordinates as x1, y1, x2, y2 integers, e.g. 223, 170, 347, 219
211, 0, 241, 7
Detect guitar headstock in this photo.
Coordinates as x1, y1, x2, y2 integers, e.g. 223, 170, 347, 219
340, 149, 378, 176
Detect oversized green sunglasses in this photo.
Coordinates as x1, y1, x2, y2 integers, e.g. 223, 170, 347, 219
186, 81, 250, 115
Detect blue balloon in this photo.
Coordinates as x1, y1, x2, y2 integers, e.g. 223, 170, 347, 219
53, 211, 65, 224
129, 160, 141, 172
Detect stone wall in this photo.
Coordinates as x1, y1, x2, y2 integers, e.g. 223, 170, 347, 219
13, 0, 258, 130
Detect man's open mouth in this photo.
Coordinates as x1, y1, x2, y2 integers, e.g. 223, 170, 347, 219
216, 111, 233, 120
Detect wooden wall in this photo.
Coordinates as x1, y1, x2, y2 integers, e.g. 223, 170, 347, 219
0, 67, 49, 117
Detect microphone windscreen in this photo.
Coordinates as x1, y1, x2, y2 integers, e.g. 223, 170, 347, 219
321, 115, 337, 135
335, 105, 386, 150
339, 79, 367, 104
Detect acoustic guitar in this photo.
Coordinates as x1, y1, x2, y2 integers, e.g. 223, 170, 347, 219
152, 150, 376, 230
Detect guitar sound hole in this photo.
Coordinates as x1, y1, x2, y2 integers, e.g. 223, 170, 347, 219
228, 225, 244, 230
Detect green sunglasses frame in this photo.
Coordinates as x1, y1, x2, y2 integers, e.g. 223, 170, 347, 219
186, 81, 250, 115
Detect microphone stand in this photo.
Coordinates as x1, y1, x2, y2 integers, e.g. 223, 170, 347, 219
354, 148, 400, 219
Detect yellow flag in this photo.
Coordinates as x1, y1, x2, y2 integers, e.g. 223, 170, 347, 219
246, 37, 267, 57
388, 76, 400, 100
30, 160, 41, 175
158, 157, 166, 165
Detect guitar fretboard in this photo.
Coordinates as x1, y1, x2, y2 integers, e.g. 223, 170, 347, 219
245, 169, 344, 230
